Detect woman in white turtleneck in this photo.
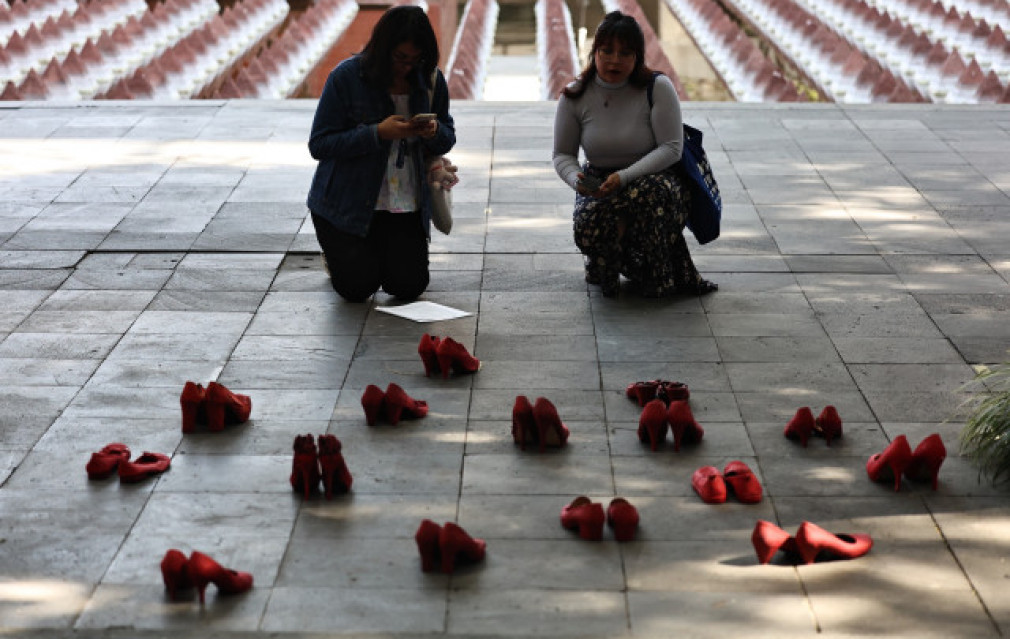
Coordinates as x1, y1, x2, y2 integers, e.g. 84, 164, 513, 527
552, 11, 717, 298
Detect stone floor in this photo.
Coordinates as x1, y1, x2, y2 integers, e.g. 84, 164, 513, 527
1, 100, 1010, 638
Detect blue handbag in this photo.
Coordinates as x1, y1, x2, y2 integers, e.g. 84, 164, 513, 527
648, 76, 721, 244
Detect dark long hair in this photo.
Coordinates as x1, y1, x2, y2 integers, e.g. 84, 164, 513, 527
562, 11, 655, 99
359, 6, 439, 89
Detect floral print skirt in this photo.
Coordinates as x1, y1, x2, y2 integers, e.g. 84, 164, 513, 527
573, 165, 703, 297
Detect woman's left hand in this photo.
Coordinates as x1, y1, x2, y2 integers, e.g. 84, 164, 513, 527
597, 173, 622, 197
413, 120, 438, 139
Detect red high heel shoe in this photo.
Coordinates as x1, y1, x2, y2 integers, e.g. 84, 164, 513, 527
667, 401, 703, 452
625, 380, 690, 407
86, 443, 131, 480
439, 522, 486, 574
692, 466, 727, 504
512, 395, 537, 451
180, 381, 207, 433
418, 333, 441, 378
317, 434, 352, 498
866, 434, 912, 491
532, 397, 570, 452
160, 549, 192, 601
638, 399, 668, 451
361, 384, 386, 426
560, 496, 606, 541
383, 383, 428, 425
794, 521, 873, 564
751, 520, 799, 564
435, 337, 481, 380
607, 498, 639, 542
414, 519, 442, 573
784, 407, 816, 447
290, 434, 320, 499
118, 452, 171, 483
722, 460, 762, 504
205, 382, 251, 432
904, 433, 946, 491
814, 406, 843, 446
187, 550, 253, 605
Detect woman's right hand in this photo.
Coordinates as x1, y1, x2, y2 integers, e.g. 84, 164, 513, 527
377, 115, 416, 140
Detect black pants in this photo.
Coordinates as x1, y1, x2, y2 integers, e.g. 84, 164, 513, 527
312, 211, 429, 302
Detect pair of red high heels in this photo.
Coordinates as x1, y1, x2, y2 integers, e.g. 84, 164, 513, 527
692, 461, 763, 504
561, 496, 640, 542
418, 334, 481, 379
289, 434, 353, 500
625, 379, 690, 406
866, 433, 946, 491
752, 520, 873, 565
161, 549, 253, 604
414, 520, 486, 574
512, 396, 570, 452
638, 399, 704, 452
180, 381, 252, 433
86, 443, 171, 483
360, 383, 428, 426
783, 406, 842, 447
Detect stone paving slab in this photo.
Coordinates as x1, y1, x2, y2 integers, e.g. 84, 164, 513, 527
0, 100, 1009, 638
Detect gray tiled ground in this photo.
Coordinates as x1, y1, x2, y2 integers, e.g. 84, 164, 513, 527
1, 100, 1009, 638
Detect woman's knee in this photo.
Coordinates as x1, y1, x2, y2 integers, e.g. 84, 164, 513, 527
382, 269, 429, 300
329, 274, 381, 302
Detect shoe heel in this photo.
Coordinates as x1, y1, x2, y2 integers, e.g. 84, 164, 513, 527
638, 399, 667, 451
751, 520, 795, 565
418, 334, 441, 378
867, 435, 912, 492
205, 402, 225, 432
361, 385, 385, 426
436, 354, 452, 380
180, 382, 205, 433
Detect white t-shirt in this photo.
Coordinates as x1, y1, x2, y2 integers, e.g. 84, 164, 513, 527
376, 94, 418, 213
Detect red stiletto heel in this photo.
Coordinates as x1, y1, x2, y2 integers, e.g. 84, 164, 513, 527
205, 382, 251, 431
794, 521, 873, 564
290, 434, 320, 499
438, 522, 486, 574
118, 452, 171, 483
161, 549, 192, 601
667, 400, 703, 451
317, 434, 352, 498
187, 550, 253, 605
815, 406, 843, 445
751, 520, 798, 564
180, 381, 206, 433
414, 519, 442, 572
626, 380, 661, 407
361, 384, 385, 426
434, 337, 481, 380
905, 433, 946, 491
383, 383, 428, 425
418, 333, 441, 378
512, 395, 537, 451
722, 460, 762, 503
784, 407, 816, 447
532, 397, 570, 452
606, 498, 639, 542
86, 443, 131, 480
866, 434, 912, 491
691, 466, 727, 504
560, 496, 606, 541
637, 399, 668, 451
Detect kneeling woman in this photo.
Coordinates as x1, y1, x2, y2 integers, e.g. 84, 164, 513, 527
307, 6, 455, 302
552, 11, 716, 297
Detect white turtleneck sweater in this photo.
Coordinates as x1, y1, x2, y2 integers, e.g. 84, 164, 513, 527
552, 73, 683, 190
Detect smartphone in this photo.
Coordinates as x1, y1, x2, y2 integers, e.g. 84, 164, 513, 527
577, 174, 602, 192
410, 113, 437, 124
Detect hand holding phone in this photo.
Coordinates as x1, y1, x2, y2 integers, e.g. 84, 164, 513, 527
577, 174, 602, 193
410, 113, 437, 124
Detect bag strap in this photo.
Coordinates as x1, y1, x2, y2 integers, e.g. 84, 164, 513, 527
428, 69, 437, 111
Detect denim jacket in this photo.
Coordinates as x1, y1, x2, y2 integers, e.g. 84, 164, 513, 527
306, 55, 456, 237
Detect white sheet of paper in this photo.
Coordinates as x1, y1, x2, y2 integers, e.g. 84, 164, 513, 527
375, 301, 472, 323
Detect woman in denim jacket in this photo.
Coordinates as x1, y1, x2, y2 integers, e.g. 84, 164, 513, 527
307, 6, 455, 302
